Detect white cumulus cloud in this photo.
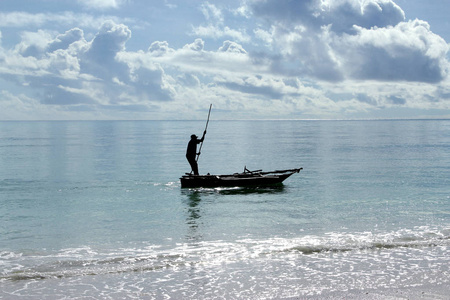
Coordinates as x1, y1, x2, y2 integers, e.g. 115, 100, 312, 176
244, 0, 449, 83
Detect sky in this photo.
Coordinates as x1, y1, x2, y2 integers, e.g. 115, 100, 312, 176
0, 0, 449, 120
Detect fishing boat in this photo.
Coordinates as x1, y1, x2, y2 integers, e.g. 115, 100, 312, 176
180, 167, 302, 188
181, 104, 302, 188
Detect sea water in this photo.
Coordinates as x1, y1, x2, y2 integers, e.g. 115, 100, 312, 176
0, 120, 449, 299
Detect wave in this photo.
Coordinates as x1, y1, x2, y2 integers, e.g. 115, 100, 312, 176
1, 226, 449, 282
283, 227, 450, 255
1, 248, 189, 281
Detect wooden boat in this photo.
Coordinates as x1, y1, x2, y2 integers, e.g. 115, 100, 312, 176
180, 167, 302, 188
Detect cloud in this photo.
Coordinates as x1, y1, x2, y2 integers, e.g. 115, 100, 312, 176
192, 2, 250, 43
148, 41, 174, 57
215, 75, 308, 100
144, 39, 256, 76
249, 0, 405, 33
192, 24, 250, 43
0, 11, 137, 32
177, 73, 200, 87
0, 11, 84, 28
201, 2, 224, 23
1, 1, 449, 120
321, 0, 405, 34
79, 21, 175, 103
48, 28, 85, 53
218, 41, 247, 54
0, 20, 175, 112
246, 0, 449, 83
183, 38, 204, 52
77, 0, 126, 10
14, 30, 53, 57
84, 21, 131, 64
334, 19, 449, 82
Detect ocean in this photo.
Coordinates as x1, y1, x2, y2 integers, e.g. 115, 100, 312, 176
0, 119, 449, 299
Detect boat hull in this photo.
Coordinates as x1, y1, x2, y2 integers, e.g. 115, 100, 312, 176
180, 168, 302, 188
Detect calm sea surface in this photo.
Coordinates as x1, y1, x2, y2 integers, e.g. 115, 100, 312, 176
0, 120, 449, 299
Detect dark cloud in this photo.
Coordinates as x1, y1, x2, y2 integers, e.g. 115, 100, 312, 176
388, 95, 406, 105
292, 35, 344, 81
20, 45, 42, 58
250, 0, 404, 34
250, 0, 317, 27
436, 88, 450, 100
344, 42, 445, 83
90, 21, 130, 55
127, 66, 173, 102
356, 93, 377, 105
326, 0, 405, 34
337, 20, 448, 83
216, 76, 306, 100
219, 80, 283, 99
361, 1, 405, 28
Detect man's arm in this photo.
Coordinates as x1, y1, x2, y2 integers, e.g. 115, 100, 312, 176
199, 130, 206, 142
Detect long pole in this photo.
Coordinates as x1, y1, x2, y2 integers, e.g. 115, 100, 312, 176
196, 104, 212, 162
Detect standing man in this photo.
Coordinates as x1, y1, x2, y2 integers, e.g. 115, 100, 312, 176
186, 131, 206, 175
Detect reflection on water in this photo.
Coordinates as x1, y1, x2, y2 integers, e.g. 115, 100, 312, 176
184, 191, 203, 242
181, 186, 287, 241
181, 185, 286, 196
186, 191, 201, 225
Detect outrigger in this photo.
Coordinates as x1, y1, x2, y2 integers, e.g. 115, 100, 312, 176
180, 167, 302, 188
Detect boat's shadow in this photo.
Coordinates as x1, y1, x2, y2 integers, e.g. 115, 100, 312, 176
181, 185, 286, 196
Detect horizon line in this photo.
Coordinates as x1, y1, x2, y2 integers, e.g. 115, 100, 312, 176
0, 117, 450, 122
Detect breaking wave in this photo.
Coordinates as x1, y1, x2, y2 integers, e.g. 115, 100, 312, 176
1, 226, 449, 282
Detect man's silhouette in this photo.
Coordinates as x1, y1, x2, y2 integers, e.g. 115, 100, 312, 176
186, 131, 206, 175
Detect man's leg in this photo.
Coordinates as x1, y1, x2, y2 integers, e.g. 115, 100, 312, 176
192, 161, 199, 175
188, 157, 199, 175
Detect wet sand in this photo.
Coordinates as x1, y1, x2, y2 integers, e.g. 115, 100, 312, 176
289, 284, 450, 299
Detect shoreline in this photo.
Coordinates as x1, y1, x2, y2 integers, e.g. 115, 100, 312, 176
289, 284, 450, 300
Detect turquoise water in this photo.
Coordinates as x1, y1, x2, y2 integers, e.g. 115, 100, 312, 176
1, 120, 449, 298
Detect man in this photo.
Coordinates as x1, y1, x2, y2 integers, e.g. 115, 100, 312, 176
186, 130, 206, 175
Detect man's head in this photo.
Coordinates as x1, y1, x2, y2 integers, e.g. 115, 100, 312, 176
191, 134, 197, 139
